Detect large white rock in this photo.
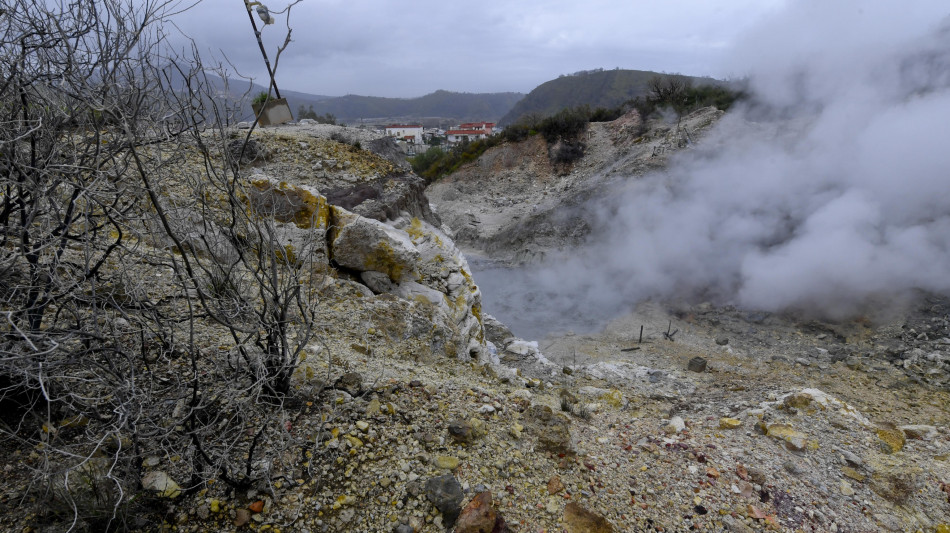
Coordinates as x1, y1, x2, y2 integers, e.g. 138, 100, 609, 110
664, 416, 686, 434
243, 176, 332, 264
326, 210, 487, 360
777, 388, 871, 427
329, 207, 420, 283
393, 216, 486, 360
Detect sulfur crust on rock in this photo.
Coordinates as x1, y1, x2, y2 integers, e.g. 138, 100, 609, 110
247, 178, 330, 230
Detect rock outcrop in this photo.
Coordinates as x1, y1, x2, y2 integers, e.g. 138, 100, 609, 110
329, 208, 486, 360
324, 173, 440, 227
246, 176, 487, 373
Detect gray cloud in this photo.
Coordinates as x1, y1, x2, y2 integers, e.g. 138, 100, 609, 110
169, 0, 783, 96
478, 0, 950, 338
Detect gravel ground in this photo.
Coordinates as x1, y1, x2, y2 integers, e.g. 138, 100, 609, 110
51, 299, 944, 533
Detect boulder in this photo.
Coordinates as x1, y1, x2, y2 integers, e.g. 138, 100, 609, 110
876, 424, 906, 454
425, 474, 464, 528
687, 356, 707, 373
242, 176, 331, 267
664, 416, 686, 435
482, 314, 515, 346
325, 173, 438, 226
455, 491, 509, 533
395, 216, 488, 360
329, 207, 420, 283
228, 138, 266, 165
329, 211, 486, 360
246, 177, 329, 230
719, 417, 741, 430
524, 404, 573, 454
782, 392, 814, 409
765, 423, 810, 452
334, 372, 362, 396
775, 388, 871, 427
447, 419, 486, 444
360, 270, 396, 293
899, 424, 938, 440
394, 281, 451, 313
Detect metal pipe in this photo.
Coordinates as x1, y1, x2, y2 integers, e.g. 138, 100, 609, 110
243, 1, 281, 99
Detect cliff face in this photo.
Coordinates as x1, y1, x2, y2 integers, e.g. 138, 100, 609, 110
427, 107, 724, 265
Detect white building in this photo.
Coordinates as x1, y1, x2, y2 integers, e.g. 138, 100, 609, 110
385, 124, 423, 144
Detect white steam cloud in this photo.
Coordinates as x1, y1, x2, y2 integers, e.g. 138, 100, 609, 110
478, 1, 950, 338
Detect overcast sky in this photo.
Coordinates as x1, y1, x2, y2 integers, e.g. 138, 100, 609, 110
170, 0, 785, 98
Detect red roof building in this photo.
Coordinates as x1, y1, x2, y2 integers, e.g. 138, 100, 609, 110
457, 122, 495, 132
446, 122, 495, 144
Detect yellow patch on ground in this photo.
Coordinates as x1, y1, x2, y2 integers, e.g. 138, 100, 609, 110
719, 418, 741, 430
876, 426, 906, 454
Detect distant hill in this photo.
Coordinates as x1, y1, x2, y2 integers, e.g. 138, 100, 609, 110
297, 90, 524, 125
198, 74, 523, 125
187, 73, 334, 123
498, 69, 727, 126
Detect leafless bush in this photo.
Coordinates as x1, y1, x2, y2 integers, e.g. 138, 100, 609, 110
647, 75, 691, 104
0, 1, 322, 530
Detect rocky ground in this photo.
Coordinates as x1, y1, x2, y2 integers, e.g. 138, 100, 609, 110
423, 110, 950, 533
2, 119, 948, 533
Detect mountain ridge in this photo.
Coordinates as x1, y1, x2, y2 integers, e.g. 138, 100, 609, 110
498, 68, 728, 125
296, 89, 524, 125
210, 73, 524, 125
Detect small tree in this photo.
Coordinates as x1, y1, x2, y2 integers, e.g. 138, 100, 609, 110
254, 91, 272, 106
297, 105, 336, 124
647, 75, 690, 105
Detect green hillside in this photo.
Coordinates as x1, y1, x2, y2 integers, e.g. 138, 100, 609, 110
498, 69, 725, 126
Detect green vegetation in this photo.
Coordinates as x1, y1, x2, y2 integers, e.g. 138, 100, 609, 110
410, 76, 744, 181
410, 107, 591, 181
499, 68, 737, 126
297, 104, 337, 124
636, 75, 746, 117
252, 90, 270, 106
409, 147, 447, 175
536, 106, 590, 143
411, 139, 501, 181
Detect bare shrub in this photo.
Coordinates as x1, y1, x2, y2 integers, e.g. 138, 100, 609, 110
0, 0, 322, 530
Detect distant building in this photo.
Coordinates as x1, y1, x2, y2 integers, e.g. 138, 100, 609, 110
385, 124, 423, 144
446, 122, 495, 144
459, 122, 495, 132
421, 128, 445, 145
